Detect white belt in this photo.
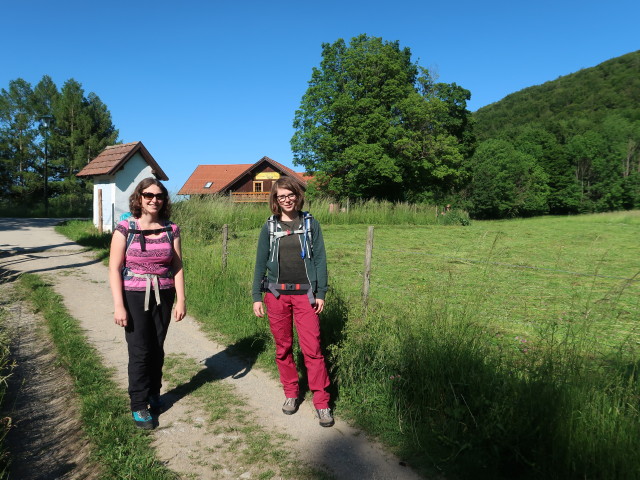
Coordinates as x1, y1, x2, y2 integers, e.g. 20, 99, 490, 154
128, 273, 161, 311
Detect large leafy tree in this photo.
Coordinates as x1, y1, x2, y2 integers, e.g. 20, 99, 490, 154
512, 125, 581, 214
291, 34, 474, 201
468, 139, 550, 219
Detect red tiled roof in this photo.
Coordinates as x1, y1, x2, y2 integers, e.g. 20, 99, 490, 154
177, 164, 253, 195
76, 141, 168, 180
177, 156, 308, 195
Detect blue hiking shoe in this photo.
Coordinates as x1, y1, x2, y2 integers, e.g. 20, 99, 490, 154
132, 409, 154, 430
148, 394, 164, 415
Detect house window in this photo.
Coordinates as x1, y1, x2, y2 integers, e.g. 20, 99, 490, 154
204, 182, 213, 188
253, 181, 263, 193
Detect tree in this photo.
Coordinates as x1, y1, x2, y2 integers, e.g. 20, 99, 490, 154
472, 51, 640, 216
468, 139, 550, 219
0, 75, 119, 215
291, 34, 474, 201
50, 79, 118, 210
513, 126, 580, 214
0, 79, 38, 201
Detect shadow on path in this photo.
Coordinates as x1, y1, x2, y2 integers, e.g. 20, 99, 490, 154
0, 218, 69, 232
0, 253, 102, 283
161, 334, 268, 411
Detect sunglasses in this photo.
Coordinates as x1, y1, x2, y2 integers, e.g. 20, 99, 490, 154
141, 192, 166, 200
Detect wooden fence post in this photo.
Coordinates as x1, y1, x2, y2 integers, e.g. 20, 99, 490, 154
97, 189, 103, 234
363, 225, 374, 308
222, 224, 228, 271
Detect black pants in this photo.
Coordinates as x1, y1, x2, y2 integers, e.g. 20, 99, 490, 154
124, 288, 175, 411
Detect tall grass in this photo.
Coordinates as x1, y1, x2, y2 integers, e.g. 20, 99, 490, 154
59, 202, 640, 479
332, 296, 640, 479
172, 203, 640, 479
172, 195, 469, 235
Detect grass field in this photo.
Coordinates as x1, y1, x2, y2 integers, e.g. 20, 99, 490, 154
57, 201, 640, 479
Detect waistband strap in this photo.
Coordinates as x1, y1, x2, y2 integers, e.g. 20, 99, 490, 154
267, 282, 315, 305
126, 272, 162, 311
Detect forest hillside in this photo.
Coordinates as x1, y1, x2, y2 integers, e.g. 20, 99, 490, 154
467, 51, 640, 218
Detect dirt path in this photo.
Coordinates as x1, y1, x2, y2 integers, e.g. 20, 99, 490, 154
0, 218, 424, 480
1, 282, 99, 480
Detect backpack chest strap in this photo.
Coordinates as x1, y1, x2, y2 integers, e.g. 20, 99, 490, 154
272, 229, 305, 239
128, 226, 173, 252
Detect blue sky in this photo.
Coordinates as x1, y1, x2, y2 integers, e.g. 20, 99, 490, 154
3, 0, 638, 194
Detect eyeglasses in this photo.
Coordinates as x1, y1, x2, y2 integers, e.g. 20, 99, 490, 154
141, 192, 166, 201
276, 193, 296, 203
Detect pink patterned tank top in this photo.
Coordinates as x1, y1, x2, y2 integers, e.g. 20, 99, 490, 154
115, 219, 180, 291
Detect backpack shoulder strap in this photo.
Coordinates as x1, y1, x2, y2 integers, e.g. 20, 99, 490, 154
267, 215, 277, 254
125, 219, 137, 254
301, 211, 313, 258
164, 220, 175, 244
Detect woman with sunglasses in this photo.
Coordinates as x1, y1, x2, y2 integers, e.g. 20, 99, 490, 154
252, 176, 333, 427
109, 177, 186, 429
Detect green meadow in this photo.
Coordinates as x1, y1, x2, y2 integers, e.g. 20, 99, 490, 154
58, 201, 640, 479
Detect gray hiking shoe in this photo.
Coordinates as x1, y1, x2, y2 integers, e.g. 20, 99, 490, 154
282, 397, 299, 415
316, 408, 335, 427
132, 409, 155, 430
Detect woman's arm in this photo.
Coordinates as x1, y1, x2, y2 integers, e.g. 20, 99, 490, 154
251, 223, 270, 313
108, 230, 128, 327
312, 219, 328, 300
171, 234, 186, 322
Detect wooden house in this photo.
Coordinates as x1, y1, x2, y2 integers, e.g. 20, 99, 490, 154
77, 141, 168, 231
178, 156, 308, 202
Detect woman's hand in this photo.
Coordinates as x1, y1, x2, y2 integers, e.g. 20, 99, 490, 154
253, 301, 264, 317
114, 305, 128, 327
314, 299, 325, 314
174, 298, 186, 322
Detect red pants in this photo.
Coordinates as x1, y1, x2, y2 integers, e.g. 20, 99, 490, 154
265, 293, 330, 409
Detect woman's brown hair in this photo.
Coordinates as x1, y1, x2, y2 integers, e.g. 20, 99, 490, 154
269, 176, 305, 215
129, 177, 171, 219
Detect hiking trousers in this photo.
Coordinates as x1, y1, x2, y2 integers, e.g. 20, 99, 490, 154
265, 292, 330, 409
124, 288, 175, 411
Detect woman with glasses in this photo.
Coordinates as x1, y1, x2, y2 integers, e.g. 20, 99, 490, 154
109, 177, 186, 429
252, 176, 333, 427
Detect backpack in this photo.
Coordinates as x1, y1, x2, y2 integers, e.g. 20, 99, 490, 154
267, 211, 314, 259
121, 219, 176, 309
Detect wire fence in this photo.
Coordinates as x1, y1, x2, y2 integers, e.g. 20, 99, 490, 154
218, 226, 640, 281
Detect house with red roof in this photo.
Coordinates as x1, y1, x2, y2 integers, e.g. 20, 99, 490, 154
77, 141, 168, 231
178, 156, 309, 202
